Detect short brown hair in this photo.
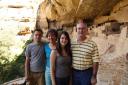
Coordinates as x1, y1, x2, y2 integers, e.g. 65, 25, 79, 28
46, 29, 58, 39
33, 29, 43, 34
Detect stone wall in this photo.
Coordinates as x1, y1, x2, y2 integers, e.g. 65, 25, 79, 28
90, 24, 128, 85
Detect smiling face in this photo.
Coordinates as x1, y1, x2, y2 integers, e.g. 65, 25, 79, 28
33, 31, 42, 43
76, 22, 88, 38
60, 34, 68, 47
47, 33, 57, 44
56, 31, 71, 56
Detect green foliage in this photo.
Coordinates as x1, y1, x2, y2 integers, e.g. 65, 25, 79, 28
0, 50, 25, 84
0, 39, 32, 84
0, 28, 22, 63
0, 25, 33, 84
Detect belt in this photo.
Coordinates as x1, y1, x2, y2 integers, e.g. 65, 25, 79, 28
73, 67, 93, 72
30, 71, 43, 73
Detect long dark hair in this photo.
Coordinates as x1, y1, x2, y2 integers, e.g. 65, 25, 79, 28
56, 31, 72, 57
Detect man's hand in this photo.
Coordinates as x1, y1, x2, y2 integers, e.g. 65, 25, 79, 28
25, 57, 31, 81
91, 75, 97, 85
25, 75, 31, 81
126, 53, 128, 60
52, 81, 56, 85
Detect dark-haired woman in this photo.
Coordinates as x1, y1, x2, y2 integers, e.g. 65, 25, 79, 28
50, 31, 72, 85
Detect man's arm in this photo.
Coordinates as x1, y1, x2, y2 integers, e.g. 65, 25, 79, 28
92, 62, 99, 77
126, 53, 128, 60
24, 45, 31, 81
91, 62, 99, 85
91, 43, 100, 85
25, 57, 30, 81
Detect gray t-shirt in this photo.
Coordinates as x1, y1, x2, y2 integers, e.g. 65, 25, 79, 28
55, 55, 72, 78
25, 43, 45, 72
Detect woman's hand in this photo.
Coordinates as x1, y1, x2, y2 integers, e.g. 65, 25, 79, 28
52, 81, 56, 85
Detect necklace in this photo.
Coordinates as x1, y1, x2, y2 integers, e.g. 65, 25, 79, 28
49, 43, 56, 49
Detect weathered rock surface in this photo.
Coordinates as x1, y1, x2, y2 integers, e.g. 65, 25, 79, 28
94, 0, 128, 24
37, 0, 121, 29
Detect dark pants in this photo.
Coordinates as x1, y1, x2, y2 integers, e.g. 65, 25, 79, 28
72, 68, 93, 85
55, 76, 70, 85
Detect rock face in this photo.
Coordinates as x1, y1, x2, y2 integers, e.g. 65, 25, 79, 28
94, 0, 128, 24
90, 25, 128, 85
36, 0, 121, 30
37, 0, 121, 29
37, 0, 128, 31
110, 0, 128, 23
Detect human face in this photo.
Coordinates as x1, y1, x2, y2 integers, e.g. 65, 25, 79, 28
76, 23, 88, 38
60, 34, 68, 47
47, 33, 57, 44
33, 31, 42, 43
